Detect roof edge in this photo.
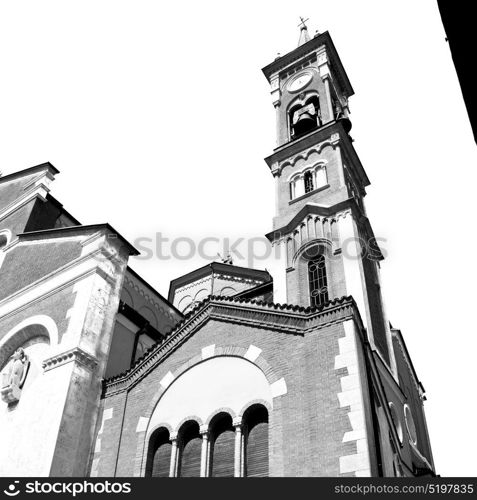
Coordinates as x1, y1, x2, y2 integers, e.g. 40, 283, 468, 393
0, 162, 59, 185
102, 294, 362, 393
19, 223, 139, 256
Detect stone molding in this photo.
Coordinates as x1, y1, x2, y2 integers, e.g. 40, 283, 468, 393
123, 274, 177, 323
174, 276, 213, 294
175, 274, 265, 296
278, 137, 335, 173
42, 347, 98, 372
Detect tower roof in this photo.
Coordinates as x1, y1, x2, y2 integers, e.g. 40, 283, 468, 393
168, 261, 272, 303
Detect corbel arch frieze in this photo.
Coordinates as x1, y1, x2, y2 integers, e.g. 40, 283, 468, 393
278, 142, 333, 174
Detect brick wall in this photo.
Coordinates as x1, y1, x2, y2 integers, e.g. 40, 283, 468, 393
96, 315, 369, 477
0, 240, 82, 301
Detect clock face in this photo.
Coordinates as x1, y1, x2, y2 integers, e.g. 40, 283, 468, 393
287, 72, 312, 93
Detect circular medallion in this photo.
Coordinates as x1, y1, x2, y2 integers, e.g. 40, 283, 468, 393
287, 71, 313, 93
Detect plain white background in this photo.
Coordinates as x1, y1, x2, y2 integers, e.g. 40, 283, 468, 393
1, 0, 476, 477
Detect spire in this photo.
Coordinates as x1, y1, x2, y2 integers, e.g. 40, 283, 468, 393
298, 17, 310, 46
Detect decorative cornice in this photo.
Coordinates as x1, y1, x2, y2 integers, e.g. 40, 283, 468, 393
265, 121, 370, 190
102, 295, 363, 398
266, 200, 354, 244
214, 274, 264, 285
174, 275, 213, 294
123, 274, 178, 323
279, 142, 333, 173
42, 347, 98, 372
174, 273, 266, 296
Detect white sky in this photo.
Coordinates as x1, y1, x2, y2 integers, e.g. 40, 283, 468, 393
1, 0, 476, 477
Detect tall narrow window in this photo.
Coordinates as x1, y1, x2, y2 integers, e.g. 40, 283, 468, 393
304, 170, 314, 193
210, 413, 235, 477
244, 405, 269, 477
146, 428, 171, 477
308, 255, 329, 307
178, 422, 201, 477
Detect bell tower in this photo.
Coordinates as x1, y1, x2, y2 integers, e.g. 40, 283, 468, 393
263, 23, 396, 371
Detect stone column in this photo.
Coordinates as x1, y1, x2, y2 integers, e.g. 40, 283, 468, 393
286, 237, 294, 269
331, 133, 345, 187
200, 426, 210, 477
169, 434, 179, 477
233, 419, 243, 477
312, 168, 318, 191
275, 103, 281, 147
323, 76, 334, 122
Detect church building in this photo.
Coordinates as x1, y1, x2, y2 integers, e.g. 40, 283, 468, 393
0, 24, 435, 477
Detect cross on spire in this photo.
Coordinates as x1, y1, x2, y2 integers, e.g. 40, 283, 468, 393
298, 17, 309, 29
297, 17, 311, 46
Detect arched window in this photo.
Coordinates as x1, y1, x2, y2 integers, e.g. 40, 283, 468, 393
178, 421, 201, 477
289, 95, 321, 140
146, 428, 171, 477
308, 255, 329, 307
290, 165, 327, 201
243, 405, 269, 477
210, 413, 235, 477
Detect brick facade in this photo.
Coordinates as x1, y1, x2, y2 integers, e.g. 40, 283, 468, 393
95, 297, 374, 477
0, 27, 435, 479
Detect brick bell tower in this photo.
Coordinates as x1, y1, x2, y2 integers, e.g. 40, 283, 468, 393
263, 23, 396, 373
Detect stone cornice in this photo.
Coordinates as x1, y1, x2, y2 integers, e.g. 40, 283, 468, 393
123, 272, 180, 323
102, 295, 363, 397
42, 347, 98, 372
261, 31, 353, 98
265, 122, 370, 190
266, 199, 354, 243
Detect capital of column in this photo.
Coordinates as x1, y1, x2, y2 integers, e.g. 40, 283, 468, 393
170, 432, 179, 442
331, 132, 340, 147
199, 425, 209, 437
232, 416, 243, 428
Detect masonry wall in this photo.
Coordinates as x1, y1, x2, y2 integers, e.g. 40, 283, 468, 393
0, 240, 82, 301
0, 200, 38, 240
0, 173, 41, 211
0, 285, 76, 475
95, 315, 375, 477
274, 144, 349, 231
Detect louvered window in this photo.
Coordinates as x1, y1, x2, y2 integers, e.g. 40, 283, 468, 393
179, 422, 201, 477
146, 428, 171, 477
244, 405, 269, 477
210, 414, 235, 477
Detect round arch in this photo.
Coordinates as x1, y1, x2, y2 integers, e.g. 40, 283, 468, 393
0, 315, 58, 370
292, 237, 333, 267
145, 355, 272, 438
136, 346, 287, 476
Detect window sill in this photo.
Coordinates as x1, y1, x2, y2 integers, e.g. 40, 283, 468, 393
289, 184, 330, 205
